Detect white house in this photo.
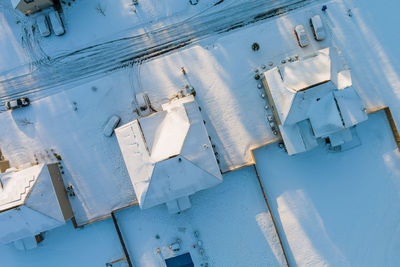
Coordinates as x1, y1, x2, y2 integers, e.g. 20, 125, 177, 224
262, 48, 368, 155
115, 95, 222, 214
0, 163, 73, 248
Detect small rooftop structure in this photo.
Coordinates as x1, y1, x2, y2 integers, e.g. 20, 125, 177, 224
115, 95, 222, 213
0, 163, 73, 245
262, 48, 368, 155
11, 0, 54, 15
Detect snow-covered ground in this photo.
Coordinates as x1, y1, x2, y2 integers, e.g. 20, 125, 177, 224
0, 167, 286, 267
1, 0, 400, 265
0, 0, 330, 226
0, 0, 310, 103
0, 68, 138, 225
253, 110, 400, 266
0, 219, 126, 267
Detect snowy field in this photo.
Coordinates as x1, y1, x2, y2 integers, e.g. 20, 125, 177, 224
0, 167, 286, 267
254, 110, 400, 266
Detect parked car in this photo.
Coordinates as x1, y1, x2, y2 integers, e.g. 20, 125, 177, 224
36, 15, 50, 37
5, 97, 30, 110
103, 115, 121, 137
294, 24, 309, 47
49, 10, 65, 36
310, 15, 326, 41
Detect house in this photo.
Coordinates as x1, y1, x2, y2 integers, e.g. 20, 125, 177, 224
11, 0, 54, 15
0, 163, 73, 248
115, 95, 222, 214
262, 48, 368, 155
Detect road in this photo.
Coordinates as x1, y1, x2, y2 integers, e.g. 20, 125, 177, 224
0, 0, 314, 108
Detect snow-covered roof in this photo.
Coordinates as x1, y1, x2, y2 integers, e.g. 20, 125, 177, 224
0, 164, 43, 211
262, 48, 368, 155
116, 95, 222, 210
10, 0, 19, 9
0, 164, 70, 244
281, 47, 331, 92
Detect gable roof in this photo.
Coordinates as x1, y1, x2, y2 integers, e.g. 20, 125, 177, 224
116, 96, 222, 209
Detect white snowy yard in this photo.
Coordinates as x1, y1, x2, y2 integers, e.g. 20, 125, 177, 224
254, 110, 400, 266
1, 0, 400, 266
0, 167, 286, 267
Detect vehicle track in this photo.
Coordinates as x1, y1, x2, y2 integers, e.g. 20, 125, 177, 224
0, 0, 314, 109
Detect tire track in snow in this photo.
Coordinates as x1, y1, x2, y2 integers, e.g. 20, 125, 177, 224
0, 0, 314, 109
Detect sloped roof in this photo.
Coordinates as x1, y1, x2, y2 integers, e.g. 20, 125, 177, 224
116, 95, 222, 209
142, 105, 190, 162
284, 81, 337, 125
264, 48, 333, 126
0, 164, 43, 211
280, 48, 331, 92
0, 206, 64, 245
0, 164, 68, 244
263, 47, 368, 155
308, 91, 344, 137
334, 87, 368, 127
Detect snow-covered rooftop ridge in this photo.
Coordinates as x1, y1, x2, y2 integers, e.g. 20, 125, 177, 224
262, 47, 368, 155
0, 164, 44, 212
115, 95, 222, 211
141, 105, 190, 162
280, 47, 331, 92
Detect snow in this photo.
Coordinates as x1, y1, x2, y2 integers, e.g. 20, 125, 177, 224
337, 69, 352, 90
0, 163, 42, 211
253, 110, 400, 266
0, 69, 138, 225
0, 206, 64, 245
115, 166, 286, 267
281, 48, 331, 92
0, 163, 71, 244
10, 0, 19, 9
115, 95, 222, 211
0, 0, 400, 265
0, 167, 286, 266
0, 2, 31, 77
262, 47, 366, 154
0, 219, 125, 266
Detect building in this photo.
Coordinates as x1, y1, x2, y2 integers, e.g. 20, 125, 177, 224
0, 163, 73, 248
11, 0, 54, 15
262, 48, 368, 155
115, 95, 222, 214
